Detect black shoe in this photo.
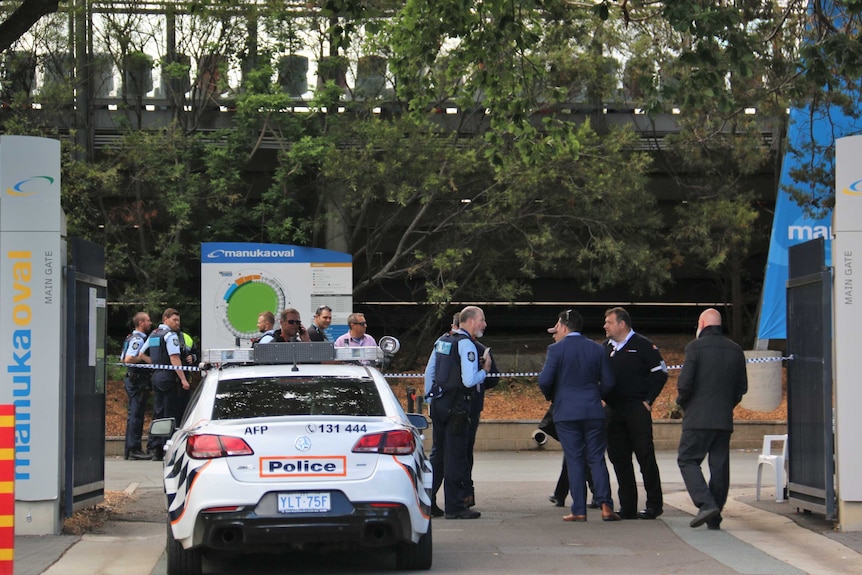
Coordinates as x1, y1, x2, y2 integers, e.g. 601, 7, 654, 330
587, 500, 600, 509
445, 509, 481, 519
549, 495, 565, 507
430, 504, 445, 518
706, 514, 722, 530
127, 449, 153, 461
151, 448, 164, 462
618, 509, 639, 520
690, 507, 720, 528
638, 508, 663, 520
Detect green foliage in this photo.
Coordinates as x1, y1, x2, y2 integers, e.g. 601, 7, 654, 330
5, 0, 839, 348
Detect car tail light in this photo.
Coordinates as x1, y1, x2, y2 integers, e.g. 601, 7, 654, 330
187, 434, 254, 459
352, 429, 415, 455
202, 506, 244, 513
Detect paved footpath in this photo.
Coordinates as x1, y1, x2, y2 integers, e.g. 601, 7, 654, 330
13, 450, 862, 575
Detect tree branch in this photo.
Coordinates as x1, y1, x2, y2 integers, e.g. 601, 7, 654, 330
0, 0, 61, 54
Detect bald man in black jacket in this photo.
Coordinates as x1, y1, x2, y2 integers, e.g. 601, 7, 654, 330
676, 308, 748, 530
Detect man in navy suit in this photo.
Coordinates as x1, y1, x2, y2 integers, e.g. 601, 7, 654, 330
538, 309, 620, 522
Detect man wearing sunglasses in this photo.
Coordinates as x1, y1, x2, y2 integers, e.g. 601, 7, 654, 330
308, 305, 333, 342
333, 313, 376, 348
272, 308, 311, 343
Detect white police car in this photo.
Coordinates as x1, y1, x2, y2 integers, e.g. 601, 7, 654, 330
149, 340, 432, 575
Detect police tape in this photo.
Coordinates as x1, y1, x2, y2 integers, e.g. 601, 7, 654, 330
113, 363, 201, 372
381, 354, 795, 379
113, 354, 794, 379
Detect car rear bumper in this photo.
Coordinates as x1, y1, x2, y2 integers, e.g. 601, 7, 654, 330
193, 502, 416, 552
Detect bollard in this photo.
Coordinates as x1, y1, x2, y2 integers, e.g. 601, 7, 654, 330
406, 387, 416, 413
0, 404, 15, 575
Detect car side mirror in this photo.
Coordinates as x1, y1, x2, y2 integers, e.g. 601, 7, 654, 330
149, 418, 177, 437
407, 413, 428, 430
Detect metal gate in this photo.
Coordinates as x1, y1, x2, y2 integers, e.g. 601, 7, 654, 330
786, 237, 835, 520
63, 237, 108, 515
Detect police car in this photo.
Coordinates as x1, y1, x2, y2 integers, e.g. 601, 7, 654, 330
149, 340, 432, 575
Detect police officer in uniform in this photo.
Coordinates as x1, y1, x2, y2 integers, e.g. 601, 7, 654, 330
120, 311, 153, 460
251, 311, 277, 346
462, 314, 499, 509
145, 308, 190, 461
424, 306, 490, 520
177, 330, 199, 417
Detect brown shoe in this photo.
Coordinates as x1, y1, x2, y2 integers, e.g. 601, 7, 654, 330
601, 503, 621, 522
563, 514, 587, 522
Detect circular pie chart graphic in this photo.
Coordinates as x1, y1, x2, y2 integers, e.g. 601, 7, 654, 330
214, 271, 289, 339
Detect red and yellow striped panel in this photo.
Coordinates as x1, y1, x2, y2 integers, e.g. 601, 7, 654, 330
0, 404, 15, 574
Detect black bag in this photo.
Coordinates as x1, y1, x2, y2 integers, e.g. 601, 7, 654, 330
538, 405, 558, 442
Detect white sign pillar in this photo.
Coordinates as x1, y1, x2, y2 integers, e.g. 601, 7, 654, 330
833, 135, 862, 531
0, 136, 64, 534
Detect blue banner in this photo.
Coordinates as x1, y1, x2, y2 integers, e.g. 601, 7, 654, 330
757, 104, 862, 339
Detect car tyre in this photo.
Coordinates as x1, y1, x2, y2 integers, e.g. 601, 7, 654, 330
395, 521, 432, 570
166, 521, 203, 575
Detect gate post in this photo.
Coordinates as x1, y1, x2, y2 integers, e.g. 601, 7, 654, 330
0, 136, 64, 534
832, 135, 862, 530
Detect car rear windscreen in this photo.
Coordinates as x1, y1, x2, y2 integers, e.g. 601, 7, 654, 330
211, 376, 385, 419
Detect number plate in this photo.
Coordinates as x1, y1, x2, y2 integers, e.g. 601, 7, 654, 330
277, 492, 331, 514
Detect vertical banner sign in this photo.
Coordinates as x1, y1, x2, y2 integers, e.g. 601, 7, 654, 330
0, 136, 63, 505
0, 405, 13, 574
756, 105, 854, 340
201, 243, 353, 349
833, 135, 862, 501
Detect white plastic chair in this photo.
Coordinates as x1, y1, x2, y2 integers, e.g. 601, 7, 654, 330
755, 434, 788, 502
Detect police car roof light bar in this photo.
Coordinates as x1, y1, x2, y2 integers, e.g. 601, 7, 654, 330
200, 341, 395, 368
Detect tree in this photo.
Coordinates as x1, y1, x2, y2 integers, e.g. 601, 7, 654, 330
612, 1, 801, 344
5, 0, 840, 348
0, 0, 59, 54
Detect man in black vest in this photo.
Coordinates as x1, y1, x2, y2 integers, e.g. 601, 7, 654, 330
146, 308, 191, 461
423, 306, 491, 520
251, 311, 277, 346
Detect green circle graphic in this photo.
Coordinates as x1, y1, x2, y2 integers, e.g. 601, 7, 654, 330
226, 282, 278, 333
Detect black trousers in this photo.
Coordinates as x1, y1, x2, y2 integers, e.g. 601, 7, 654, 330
677, 428, 731, 513
606, 403, 663, 514
465, 405, 482, 499
553, 458, 596, 503
150, 375, 183, 452
124, 375, 150, 451
430, 395, 471, 515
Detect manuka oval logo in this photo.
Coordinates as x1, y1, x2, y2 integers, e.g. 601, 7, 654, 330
6, 176, 55, 197
842, 179, 862, 196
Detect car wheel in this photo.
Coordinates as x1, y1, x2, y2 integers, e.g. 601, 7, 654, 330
166, 521, 203, 575
395, 521, 432, 570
